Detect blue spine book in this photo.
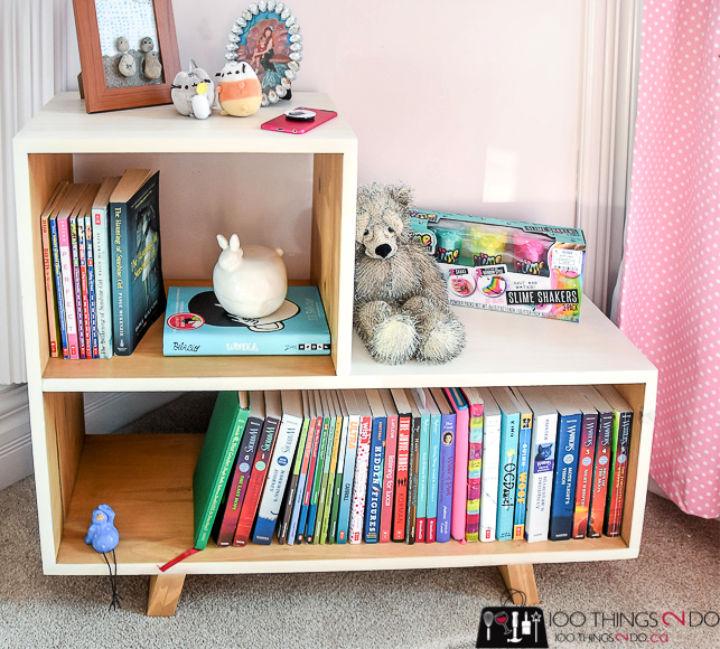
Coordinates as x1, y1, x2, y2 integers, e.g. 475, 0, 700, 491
511, 390, 533, 541
492, 387, 520, 541
432, 388, 456, 543
364, 390, 386, 543
49, 216, 69, 358
548, 391, 582, 541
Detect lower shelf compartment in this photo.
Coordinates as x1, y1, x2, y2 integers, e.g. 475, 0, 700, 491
55, 434, 634, 576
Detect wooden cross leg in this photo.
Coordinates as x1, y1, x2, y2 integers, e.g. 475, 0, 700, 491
147, 574, 186, 616
497, 564, 540, 605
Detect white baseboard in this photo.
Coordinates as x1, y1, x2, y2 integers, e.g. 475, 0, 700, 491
0, 386, 182, 489
83, 392, 182, 434
0, 385, 32, 490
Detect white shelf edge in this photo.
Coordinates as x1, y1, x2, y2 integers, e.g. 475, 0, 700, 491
47, 546, 636, 576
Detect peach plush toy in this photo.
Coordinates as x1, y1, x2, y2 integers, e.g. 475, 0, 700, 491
216, 61, 262, 117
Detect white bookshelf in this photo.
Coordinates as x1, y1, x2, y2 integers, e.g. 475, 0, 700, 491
14, 92, 657, 616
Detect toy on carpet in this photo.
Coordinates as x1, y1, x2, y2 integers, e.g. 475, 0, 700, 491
213, 233, 287, 319
354, 183, 465, 365
171, 59, 215, 120
216, 61, 262, 117
85, 504, 122, 610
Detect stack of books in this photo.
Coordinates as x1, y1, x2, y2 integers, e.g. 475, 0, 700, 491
39, 170, 164, 358
191, 384, 633, 551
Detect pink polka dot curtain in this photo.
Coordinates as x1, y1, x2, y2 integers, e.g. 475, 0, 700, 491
618, 0, 719, 518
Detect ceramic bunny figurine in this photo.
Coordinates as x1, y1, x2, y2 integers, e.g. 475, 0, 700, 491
213, 234, 287, 319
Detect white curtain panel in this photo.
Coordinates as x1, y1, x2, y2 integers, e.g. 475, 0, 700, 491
0, 0, 67, 384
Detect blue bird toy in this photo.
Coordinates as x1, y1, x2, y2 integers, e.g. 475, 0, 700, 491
85, 504, 120, 553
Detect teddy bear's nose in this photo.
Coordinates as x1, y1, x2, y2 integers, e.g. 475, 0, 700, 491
375, 244, 392, 258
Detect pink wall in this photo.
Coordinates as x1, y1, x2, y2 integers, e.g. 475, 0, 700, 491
70, 1, 584, 280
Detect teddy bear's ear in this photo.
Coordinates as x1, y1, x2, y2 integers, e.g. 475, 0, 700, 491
387, 183, 413, 208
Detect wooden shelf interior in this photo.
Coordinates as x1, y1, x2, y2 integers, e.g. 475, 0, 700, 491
48, 383, 645, 574
25, 150, 347, 378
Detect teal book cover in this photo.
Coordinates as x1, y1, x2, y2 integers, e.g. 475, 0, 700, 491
110, 171, 165, 355
496, 409, 520, 541
163, 285, 331, 356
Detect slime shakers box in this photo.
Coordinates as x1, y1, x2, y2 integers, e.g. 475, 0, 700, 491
410, 209, 586, 322
163, 285, 331, 356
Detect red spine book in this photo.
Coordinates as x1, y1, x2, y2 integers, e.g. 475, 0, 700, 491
393, 412, 411, 541
379, 391, 398, 543
233, 392, 281, 546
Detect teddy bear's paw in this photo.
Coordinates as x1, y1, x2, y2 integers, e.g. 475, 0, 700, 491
416, 317, 465, 364
370, 314, 419, 365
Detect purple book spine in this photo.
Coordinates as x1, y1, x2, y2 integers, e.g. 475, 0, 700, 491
437, 412, 456, 542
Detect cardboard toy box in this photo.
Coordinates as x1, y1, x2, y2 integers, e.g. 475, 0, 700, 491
410, 209, 586, 322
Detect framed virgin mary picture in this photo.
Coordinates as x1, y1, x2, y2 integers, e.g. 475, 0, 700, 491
73, 0, 181, 113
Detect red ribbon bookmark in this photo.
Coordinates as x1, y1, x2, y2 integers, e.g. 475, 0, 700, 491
159, 547, 199, 572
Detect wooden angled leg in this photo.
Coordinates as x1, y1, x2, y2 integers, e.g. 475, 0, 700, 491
147, 574, 186, 616
498, 564, 540, 605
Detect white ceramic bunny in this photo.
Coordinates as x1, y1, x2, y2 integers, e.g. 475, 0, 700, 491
213, 233, 288, 319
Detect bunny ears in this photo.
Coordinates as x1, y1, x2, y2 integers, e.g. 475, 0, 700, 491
217, 233, 241, 251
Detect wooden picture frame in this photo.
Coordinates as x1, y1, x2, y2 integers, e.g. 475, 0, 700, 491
73, 0, 180, 113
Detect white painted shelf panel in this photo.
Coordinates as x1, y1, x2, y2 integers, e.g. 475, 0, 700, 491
13, 92, 357, 155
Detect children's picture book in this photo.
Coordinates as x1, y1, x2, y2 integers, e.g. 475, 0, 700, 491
431, 388, 455, 543
163, 284, 331, 356
461, 387, 484, 542
570, 387, 599, 539
405, 391, 422, 544
91, 176, 120, 358
254, 390, 304, 544
491, 387, 521, 541
379, 390, 399, 543
410, 388, 432, 544
48, 185, 72, 359
547, 388, 582, 541
444, 388, 469, 542
318, 391, 342, 544
348, 390, 372, 544
596, 385, 633, 537
234, 391, 282, 545
576, 386, 614, 538
214, 391, 264, 546
328, 392, 350, 544
296, 391, 322, 543
518, 387, 558, 543
477, 388, 501, 543
390, 388, 412, 542
337, 392, 361, 544
109, 169, 165, 355
364, 389, 386, 543
193, 391, 250, 551
420, 388, 442, 543
306, 391, 330, 543
511, 388, 533, 541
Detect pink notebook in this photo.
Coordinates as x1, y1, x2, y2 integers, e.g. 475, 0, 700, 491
444, 388, 469, 541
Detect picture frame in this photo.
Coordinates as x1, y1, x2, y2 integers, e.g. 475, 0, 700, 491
72, 0, 181, 113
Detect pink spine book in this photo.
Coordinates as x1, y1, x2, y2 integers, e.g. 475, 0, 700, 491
57, 214, 79, 359
444, 388, 469, 541
462, 388, 484, 542
379, 412, 398, 543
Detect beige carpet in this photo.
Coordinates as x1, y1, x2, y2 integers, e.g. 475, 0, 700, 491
1, 397, 718, 648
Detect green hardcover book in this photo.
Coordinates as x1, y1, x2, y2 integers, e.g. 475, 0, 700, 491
316, 391, 338, 544
328, 391, 349, 544
321, 391, 344, 544
306, 390, 330, 543
192, 391, 250, 550
109, 169, 165, 356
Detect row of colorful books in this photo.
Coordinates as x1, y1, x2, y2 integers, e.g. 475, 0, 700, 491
39, 170, 165, 359
192, 384, 633, 551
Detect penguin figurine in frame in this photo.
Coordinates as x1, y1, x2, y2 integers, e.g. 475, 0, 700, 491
171, 59, 215, 119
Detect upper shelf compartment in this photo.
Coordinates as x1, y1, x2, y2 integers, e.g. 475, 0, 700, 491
13, 92, 357, 155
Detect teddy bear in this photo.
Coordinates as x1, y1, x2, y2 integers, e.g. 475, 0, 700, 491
354, 183, 465, 364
